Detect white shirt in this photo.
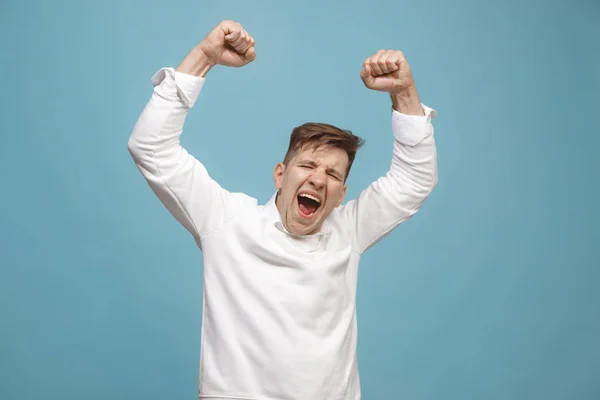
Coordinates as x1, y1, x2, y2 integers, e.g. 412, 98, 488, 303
128, 67, 438, 400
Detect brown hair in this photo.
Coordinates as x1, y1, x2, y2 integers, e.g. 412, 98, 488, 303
282, 122, 365, 181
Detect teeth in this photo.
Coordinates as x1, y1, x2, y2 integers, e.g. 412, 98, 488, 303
299, 193, 321, 204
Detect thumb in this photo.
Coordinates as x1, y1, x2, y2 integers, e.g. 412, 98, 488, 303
244, 47, 257, 62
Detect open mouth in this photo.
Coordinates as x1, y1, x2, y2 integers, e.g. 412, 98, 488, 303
297, 193, 322, 218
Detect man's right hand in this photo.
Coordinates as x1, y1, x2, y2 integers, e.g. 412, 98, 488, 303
200, 20, 256, 67
177, 20, 256, 77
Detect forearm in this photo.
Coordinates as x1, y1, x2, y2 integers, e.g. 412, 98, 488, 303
389, 116, 437, 195
128, 69, 194, 160
389, 86, 436, 194
390, 84, 424, 116
176, 45, 216, 78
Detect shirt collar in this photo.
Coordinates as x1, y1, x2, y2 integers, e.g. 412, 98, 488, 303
264, 191, 333, 236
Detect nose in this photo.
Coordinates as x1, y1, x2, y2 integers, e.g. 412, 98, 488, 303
308, 170, 326, 189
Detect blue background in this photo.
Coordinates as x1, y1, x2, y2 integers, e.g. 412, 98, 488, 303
1, 0, 599, 398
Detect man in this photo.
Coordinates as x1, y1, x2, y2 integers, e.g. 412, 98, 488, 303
128, 20, 437, 400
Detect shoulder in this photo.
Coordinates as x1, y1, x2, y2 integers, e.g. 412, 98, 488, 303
326, 203, 354, 232
228, 191, 260, 211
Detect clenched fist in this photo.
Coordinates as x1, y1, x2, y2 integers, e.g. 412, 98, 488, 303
199, 20, 256, 68
360, 50, 414, 93
177, 20, 256, 77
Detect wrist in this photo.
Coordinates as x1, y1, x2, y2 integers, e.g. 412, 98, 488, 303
390, 85, 424, 116
176, 45, 216, 78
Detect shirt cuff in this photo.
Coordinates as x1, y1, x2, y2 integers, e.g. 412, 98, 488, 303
391, 104, 437, 146
150, 67, 206, 108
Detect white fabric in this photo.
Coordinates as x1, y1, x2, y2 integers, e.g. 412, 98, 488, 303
128, 67, 438, 400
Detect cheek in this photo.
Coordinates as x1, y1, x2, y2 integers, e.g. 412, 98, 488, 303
288, 171, 307, 188
283, 174, 302, 198
327, 183, 344, 202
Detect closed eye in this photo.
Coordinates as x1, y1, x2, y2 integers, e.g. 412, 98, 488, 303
297, 161, 317, 168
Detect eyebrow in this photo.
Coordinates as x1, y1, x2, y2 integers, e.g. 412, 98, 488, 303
297, 160, 343, 178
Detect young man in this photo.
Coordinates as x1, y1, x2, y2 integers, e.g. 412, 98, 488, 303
128, 20, 437, 400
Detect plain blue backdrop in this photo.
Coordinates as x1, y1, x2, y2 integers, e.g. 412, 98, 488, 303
1, 0, 599, 398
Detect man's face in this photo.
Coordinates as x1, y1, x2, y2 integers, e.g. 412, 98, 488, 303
274, 145, 349, 235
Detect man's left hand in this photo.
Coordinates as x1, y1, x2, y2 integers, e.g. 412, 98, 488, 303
360, 50, 414, 93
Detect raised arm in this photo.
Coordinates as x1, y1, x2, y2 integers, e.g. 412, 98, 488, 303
343, 50, 438, 253
127, 20, 256, 240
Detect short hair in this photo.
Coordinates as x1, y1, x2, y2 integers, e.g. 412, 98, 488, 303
282, 122, 365, 181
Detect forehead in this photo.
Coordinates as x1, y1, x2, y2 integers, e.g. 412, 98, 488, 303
293, 145, 349, 169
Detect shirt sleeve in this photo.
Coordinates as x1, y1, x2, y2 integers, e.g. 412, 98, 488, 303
341, 104, 438, 254
127, 67, 237, 240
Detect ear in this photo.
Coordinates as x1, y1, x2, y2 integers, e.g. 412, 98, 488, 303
336, 184, 347, 207
274, 162, 286, 190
